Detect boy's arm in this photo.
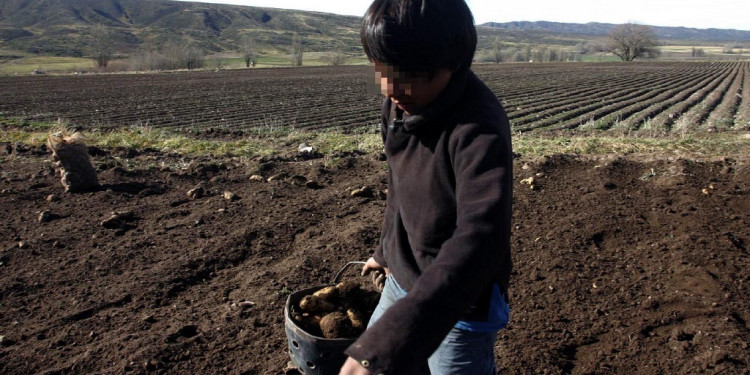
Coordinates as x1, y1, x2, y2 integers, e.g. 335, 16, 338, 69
346, 118, 513, 374
373, 98, 392, 267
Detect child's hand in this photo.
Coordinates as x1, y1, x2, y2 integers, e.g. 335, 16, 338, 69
361, 257, 389, 292
339, 357, 373, 375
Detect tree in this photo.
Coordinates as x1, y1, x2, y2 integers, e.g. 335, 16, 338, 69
162, 40, 204, 70
89, 25, 114, 70
291, 34, 303, 67
240, 35, 256, 67
322, 52, 348, 66
491, 37, 503, 63
182, 41, 204, 70
607, 23, 661, 61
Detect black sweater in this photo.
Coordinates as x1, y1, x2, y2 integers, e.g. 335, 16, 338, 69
345, 69, 513, 375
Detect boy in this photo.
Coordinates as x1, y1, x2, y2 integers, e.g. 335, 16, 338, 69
340, 0, 513, 374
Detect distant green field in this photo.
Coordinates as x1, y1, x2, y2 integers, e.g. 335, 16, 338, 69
0, 56, 95, 74
0, 54, 372, 74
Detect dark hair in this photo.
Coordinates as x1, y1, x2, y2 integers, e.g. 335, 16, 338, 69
361, 0, 477, 75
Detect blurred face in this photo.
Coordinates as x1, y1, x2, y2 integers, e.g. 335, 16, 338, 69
372, 62, 452, 115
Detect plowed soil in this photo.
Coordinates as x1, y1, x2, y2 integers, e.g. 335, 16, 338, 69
1, 142, 748, 374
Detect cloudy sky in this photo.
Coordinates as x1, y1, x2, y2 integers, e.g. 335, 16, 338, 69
176, 0, 750, 31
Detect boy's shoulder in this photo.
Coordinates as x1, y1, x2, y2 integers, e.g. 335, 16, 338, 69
452, 71, 508, 128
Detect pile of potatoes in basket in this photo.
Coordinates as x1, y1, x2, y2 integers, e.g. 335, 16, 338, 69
291, 280, 380, 339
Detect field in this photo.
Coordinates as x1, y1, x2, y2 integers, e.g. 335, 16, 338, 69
1, 62, 749, 374
2, 61, 749, 135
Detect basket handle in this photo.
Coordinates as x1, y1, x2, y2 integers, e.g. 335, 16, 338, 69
332, 261, 366, 284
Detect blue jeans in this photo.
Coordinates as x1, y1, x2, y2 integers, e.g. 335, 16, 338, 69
367, 275, 498, 375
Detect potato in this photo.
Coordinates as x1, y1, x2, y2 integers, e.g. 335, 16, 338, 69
312, 286, 339, 301
293, 281, 380, 338
346, 308, 366, 331
343, 288, 380, 312
299, 295, 335, 313
292, 312, 323, 336
335, 280, 361, 299
319, 312, 354, 339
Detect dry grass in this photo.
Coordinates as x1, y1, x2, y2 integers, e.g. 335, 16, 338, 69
2, 117, 749, 159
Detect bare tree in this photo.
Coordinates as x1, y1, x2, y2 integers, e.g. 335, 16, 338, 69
489, 37, 504, 63
89, 25, 114, 70
162, 40, 204, 70
524, 44, 533, 62
291, 34, 303, 67
240, 35, 256, 67
183, 41, 204, 70
607, 23, 661, 61
322, 52, 348, 66
534, 46, 548, 63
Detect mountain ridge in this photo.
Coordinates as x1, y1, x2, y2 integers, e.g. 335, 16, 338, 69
0, 0, 746, 58
481, 21, 750, 42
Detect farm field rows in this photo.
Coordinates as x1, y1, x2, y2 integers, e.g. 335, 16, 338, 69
2, 62, 750, 375
1, 61, 749, 135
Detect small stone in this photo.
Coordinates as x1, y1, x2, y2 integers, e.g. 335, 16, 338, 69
290, 175, 308, 186
38, 211, 54, 223
238, 301, 256, 309
144, 359, 160, 371
351, 186, 373, 198
305, 180, 322, 189
101, 211, 135, 229
298, 143, 314, 153
187, 187, 205, 200
18, 242, 28, 249
223, 191, 239, 201
45, 194, 60, 202
0, 335, 16, 347
249, 174, 264, 182
520, 177, 535, 185
267, 173, 287, 182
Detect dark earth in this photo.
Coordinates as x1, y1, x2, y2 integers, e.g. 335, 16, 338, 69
1, 140, 748, 374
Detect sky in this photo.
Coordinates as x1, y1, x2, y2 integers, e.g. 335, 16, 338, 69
177, 0, 750, 31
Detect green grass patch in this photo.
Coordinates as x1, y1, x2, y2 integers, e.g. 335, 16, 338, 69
2, 116, 748, 159
0, 56, 94, 74
512, 132, 750, 157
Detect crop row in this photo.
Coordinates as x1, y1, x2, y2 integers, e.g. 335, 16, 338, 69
1, 61, 748, 136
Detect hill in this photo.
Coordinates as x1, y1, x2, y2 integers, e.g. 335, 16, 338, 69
482, 21, 750, 43
0, 0, 747, 59
0, 0, 362, 57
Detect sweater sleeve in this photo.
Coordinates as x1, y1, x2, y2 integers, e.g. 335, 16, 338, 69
345, 118, 513, 374
373, 98, 392, 267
